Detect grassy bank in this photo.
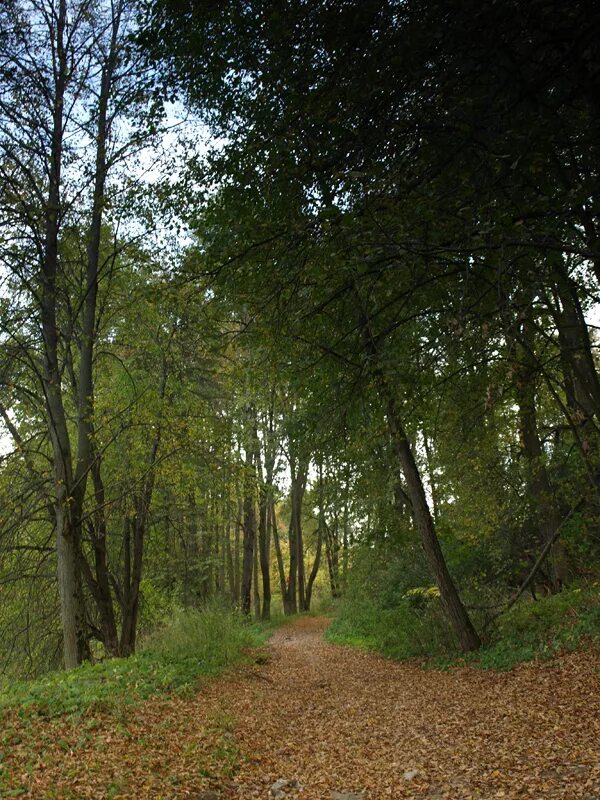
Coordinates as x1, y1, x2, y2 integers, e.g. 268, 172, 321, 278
0, 607, 279, 718
326, 582, 600, 670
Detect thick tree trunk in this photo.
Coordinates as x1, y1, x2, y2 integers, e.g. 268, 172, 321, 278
271, 502, 288, 612
305, 526, 323, 611
285, 456, 308, 614
305, 465, 325, 611
234, 496, 242, 605
253, 536, 261, 618
284, 488, 298, 615
56, 509, 89, 667
551, 265, 600, 424
515, 308, 569, 592
324, 516, 341, 599
215, 513, 222, 595
258, 491, 271, 620
389, 401, 481, 650
355, 288, 481, 652
252, 415, 271, 619
42, 2, 122, 668
41, 0, 88, 669
226, 518, 235, 602
342, 498, 349, 590
80, 457, 119, 656
297, 494, 307, 612
241, 448, 257, 616
120, 515, 134, 655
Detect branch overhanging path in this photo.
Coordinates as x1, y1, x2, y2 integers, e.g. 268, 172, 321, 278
3, 616, 599, 799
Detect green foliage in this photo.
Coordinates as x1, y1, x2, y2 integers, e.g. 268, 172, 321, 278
326, 543, 459, 659
468, 583, 600, 671
327, 593, 457, 659
329, 573, 600, 671
0, 607, 270, 718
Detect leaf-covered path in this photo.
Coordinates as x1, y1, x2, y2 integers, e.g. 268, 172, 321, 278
4, 616, 600, 799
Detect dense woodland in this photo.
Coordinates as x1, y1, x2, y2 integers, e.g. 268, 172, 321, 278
0, 0, 599, 678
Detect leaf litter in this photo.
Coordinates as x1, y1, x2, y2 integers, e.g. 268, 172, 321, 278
1, 616, 599, 799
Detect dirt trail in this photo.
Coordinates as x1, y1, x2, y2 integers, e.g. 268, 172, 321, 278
210, 616, 600, 799
5, 615, 600, 799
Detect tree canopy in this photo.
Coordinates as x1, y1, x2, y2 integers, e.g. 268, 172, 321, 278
0, 0, 599, 674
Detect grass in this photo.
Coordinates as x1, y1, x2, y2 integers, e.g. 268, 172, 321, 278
327, 581, 600, 671
0, 606, 279, 718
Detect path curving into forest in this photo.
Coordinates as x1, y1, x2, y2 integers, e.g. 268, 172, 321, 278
5, 616, 600, 799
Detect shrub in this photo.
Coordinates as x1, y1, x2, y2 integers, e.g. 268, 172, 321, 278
0, 605, 269, 717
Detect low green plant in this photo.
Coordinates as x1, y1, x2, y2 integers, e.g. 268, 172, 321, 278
326, 584, 458, 659
470, 582, 600, 670
0, 605, 274, 717
329, 572, 599, 671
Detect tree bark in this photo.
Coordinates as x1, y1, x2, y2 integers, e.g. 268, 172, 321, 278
324, 514, 341, 599
40, 0, 88, 669
80, 456, 119, 656
271, 502, 288, 611
253, 534, 261, 619
258, 488, 271, 619
252, 413, 271, 618
354, 286, 481, 652
241, 442, 257, 616
234, 492, 242, 606
514, 304, 569, 591
285, 453, 309, 614
550, 264, 600, 424
305, 463, 325, 610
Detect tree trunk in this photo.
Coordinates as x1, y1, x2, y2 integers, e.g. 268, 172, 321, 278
120, 359, 165, 655
241, 449, 256, 616
355, 286, 481, 652
226, 516, 235, 602
324, 516, 341, 599
258, 490, 271, 620
234, 496, 242, 605
56, 510, 89, 668
285, 488, 298, 615
252, 414, 271, 618
80, 456, 119, 656
271, 502, 288, 612
41, 0, 88, 669
42, 1, 122, 668
305, 526, 323, 611
514, 305, 569, 591
285, 455, 308, 614
342, 498, 349, 591
297, 492, 307, 612
253, 535, 261, 618
305, 464, 325, 611
551, 264, 600, 424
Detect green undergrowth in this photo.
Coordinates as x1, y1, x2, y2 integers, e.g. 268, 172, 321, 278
459, 583, 600, 670
0, 606, 281, 718
327, 582, 600, 671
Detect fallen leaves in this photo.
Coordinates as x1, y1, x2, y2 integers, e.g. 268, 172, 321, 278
1, 616, 599, 798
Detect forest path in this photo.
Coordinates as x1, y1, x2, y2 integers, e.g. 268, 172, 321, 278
4, 615, 600, 799
209, 615, 600, 799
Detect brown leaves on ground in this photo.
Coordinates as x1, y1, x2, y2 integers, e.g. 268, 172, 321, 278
2, 616, 600, 799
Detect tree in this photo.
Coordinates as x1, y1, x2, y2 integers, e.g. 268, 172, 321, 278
0, 0, 168, 665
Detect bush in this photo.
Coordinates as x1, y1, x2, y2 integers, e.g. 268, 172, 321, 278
326, 540, 600, 669
326, 543, 459, 659
0, 605, 270, 717
471, 582, 600, 670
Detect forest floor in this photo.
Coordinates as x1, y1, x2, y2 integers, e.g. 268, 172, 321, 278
2, 615, 599, 799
